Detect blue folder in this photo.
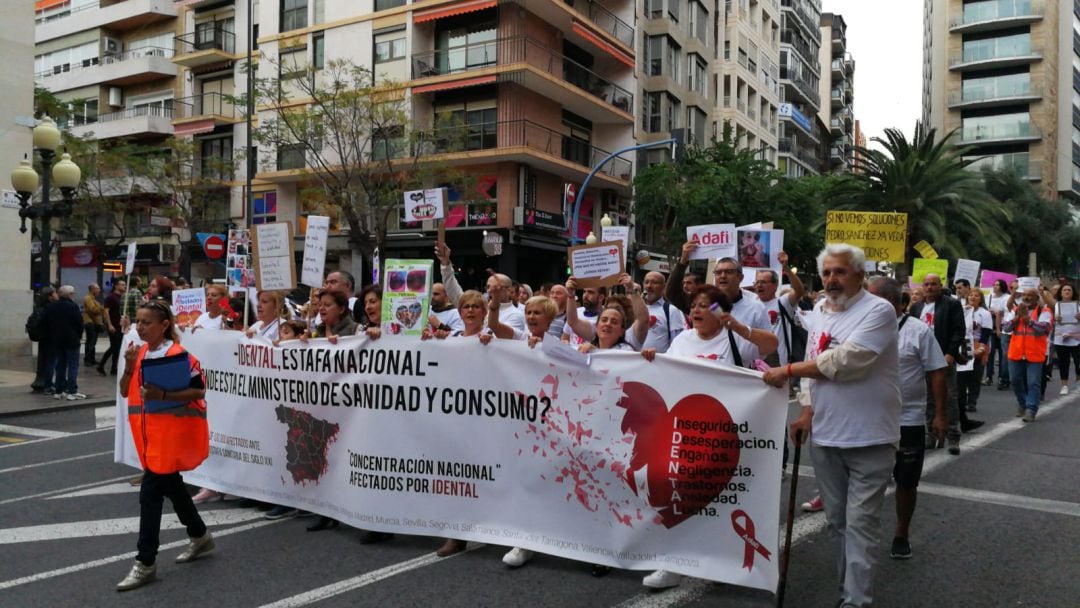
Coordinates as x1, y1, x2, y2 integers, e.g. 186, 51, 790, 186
140, 353, 192, 412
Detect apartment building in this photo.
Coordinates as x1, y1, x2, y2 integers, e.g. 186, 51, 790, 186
776, 0, 821, 177
923, 0, 1080, 199
852, 117, 868, 173
248, 0, 637, 285
817, 12, 854, 173
33, 0, 191, 286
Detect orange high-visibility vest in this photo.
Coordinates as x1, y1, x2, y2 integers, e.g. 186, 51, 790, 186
127, 343, 209, 474
1008, 306, 1051, 363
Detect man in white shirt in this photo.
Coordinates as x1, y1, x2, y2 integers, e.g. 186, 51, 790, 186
429, 283, 464, 333
754, 251, 805, 366
547, 285, 569, 338
628, 271, 685, 353
710, 257, 777, 362
763, 244, 900, 608
562, 285, 605, 346
486, 273, 526, 333
868, 276, 947, 561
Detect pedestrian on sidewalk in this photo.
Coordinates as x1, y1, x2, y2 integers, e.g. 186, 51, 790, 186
98, 280, 126, 376
116, 300, 213, 591
908, 274, 967, 454
44, 285, 86, 400
986, 279, 1010, 387
29, 286, 57, 394
83, 283, 105, 366
1051, 283, 1079, 395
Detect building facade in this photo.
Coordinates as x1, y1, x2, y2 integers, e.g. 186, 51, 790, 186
776, 0, 821, 177
923, 0, 1080, 199
817, 12, 854, 173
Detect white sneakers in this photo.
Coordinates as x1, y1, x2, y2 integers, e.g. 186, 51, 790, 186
116, 561, 156, 591
66, 392, 87, 400
642, 569, 683, 589
502, 547, 534, 568
175, 532, 215, 563
1061, 385, 1070, 396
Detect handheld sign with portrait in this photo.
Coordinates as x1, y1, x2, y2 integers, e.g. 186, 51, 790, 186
226, 229, 255, 289
381, 259, 433, 337
252, 221, 296, 291
301, 215, 330, 287
825, 211, 908, 263
736, 227, 784, 286
568, 241, 624, 288
685, 224, 736, 261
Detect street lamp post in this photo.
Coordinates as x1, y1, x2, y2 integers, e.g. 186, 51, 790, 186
10, 116, 82, 289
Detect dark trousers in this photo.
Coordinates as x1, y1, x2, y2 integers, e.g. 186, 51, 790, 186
985, 334, 1002, 380
1055, 344, 1080, 381
32, 343, 53, 391
83, 323, 100, 364
98, 330, 122, 373
52, 347, 80, 394
137, 469, 207, 566
958, 359, 985, 411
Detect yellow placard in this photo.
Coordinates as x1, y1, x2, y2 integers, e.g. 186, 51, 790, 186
913, 240, 938, 259
825, 211, 908, 263
911, 258, 949, 285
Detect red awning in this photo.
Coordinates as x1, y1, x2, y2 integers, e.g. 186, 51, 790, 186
173, 118, 216, 137
412, 75, 496, 94
572, 21, 634, 69
35, 0, 68, 12
414, 0, 497, 23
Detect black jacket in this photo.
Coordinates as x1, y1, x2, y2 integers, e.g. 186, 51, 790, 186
909, 295, 967, 361
44, 298, 83, 349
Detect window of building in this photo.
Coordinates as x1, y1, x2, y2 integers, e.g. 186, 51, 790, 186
643, 91, 662, 132
313, 0, 325, 24
276, 143, 305, 171
251, 191, 278, 224
194, 18, 235, 53
646, 35, 664, 76
562, 110, 593, 167
962, 32, 1030, 63
724, 40, 730, 60
372, 125, 406, 160
374, 30, 406, 63
433, 99, 497, 150
962, 111, 1032, 141
668, 0, 680, 22
129, 33, 174, 56
199, 135, 234, 180
375, 0, 406, 10
281, 0, 307, 32
435, 17, 497, 74
688, 54, 706, 95
667, 38, 681, 83
34, 41, 98, 77
313, 33, 325, 69
279, 43, 309, 97
646, 0, 663, 19
690, 1, 708, 43
962, 71, 1030, 102
665, 93, 681, 132
688, 106, 707, 146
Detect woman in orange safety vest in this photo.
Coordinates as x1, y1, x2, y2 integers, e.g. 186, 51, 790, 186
115, 300, 213, 591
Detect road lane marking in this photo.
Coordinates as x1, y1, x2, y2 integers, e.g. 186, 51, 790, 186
256, 544, 486, 608
94, 406, 115, 429
0, 427, 111, 449
45, 481, 140, 500
0, 475, 135, 506
611, 393, 1077, 608
0, 518, 286, 591
0, 450, 112, 475
0, 424, 70, 439
917, 483, 1080, 518
0, 508, 264, 544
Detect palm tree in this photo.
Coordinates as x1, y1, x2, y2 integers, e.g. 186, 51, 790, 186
831, 122, 1011, 277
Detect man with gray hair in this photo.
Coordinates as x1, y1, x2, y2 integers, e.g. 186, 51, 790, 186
486, 272, 526, 333
763, 244, 900, 608
44, 285, 87, 400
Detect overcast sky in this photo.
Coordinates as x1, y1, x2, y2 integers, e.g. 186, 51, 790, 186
821, 0, 923, 146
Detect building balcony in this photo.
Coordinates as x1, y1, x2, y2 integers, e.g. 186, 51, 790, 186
779, 66, 819, 109
831, 29, 846, 54
171, 93, 240, 135
35, 0, 178, 43
956, 122, 1041, 146
830, 116, 843, 136
780, 0, 821, 42
780, 30, 820, 75
410, 37, 633, 124
69, 105, 175, 139
948, 82, 1041, 110
948, 48, 1042, 71
830, 87, 845, 109
173, 27, 238, 68
526, 0, 634, 53
949, 0, 1043, 34
778, 137, 818, 168
965, 153, 1041, 181
35, 47, 176, 91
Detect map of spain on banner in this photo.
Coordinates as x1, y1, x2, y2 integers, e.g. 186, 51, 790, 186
116, 331, 786, 590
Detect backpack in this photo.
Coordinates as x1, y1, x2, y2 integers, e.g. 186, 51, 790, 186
26, 307, 46, 342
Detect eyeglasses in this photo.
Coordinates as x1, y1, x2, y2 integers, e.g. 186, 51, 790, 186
714, 269, 739, 276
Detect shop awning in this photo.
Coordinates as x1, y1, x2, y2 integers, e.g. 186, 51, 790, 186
572, 21, 634, 69
412, 75, 496, 94
414, 0, 497, 23
173, 119, 216, 137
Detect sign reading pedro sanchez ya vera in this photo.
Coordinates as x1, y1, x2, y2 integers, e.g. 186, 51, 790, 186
825, 211, 908, 263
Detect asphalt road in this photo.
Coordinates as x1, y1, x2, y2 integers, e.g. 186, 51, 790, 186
1, 380, 1077, 608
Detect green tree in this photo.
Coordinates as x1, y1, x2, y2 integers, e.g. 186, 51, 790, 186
829, 123, 1011, 276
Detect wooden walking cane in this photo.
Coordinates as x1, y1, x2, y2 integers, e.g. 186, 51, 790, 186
776, 429, 803, 608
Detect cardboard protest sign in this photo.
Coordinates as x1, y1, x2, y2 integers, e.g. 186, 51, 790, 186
381, 259, 432, 337
911, 258, 949, 285
172, 288, 206, 329
301, 215, 330, 287
954, 259, 980, 286
403, 188, 446, 223
736, 228, 784, 287
252, 221, 296, 291
686, 224, 736, 261
568, 241, 625, 288
1017, 276, 1040, 292
825, 211, 908, 263
601, 226, 630, 267
979, 269, 1016, 289
226, 229, 255, 289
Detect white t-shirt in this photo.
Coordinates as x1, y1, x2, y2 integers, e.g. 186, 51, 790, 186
547, 314, 566, 338
433, 307, 465, 333
249, 318, 281, 341
897, 314, 947, 427
486, 302, 526, 334
1053, 302, 1080, 346
730, 292, 772, 363
760, 295, 797, 365
193, 311, 224, 330
627, 298, 686, 353
801, 291, 901, 448
666, 328, 754, 367
562, 306, 601, 346
987, 293, 1012, 334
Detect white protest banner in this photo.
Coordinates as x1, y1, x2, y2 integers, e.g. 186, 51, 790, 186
125, 242, 137, 274
115, 331, 786, 591
954, 259, 980, 286
1017, 276, 1040, 292
301, 215, 330, 287
601, 226, 630, 266
252, 221, 296, 291
403, 188, 446, 223
172, 288, 207, 329
686, 224, 736, 261
569, 241, 624, 288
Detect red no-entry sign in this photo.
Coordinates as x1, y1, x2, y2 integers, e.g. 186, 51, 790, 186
204, 235, 225, 259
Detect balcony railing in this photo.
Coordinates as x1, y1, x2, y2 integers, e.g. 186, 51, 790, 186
98, 105, 175, 122
779, 66, 820, 108
35, 46, 174, 79
173, 92, 236, 120
950, 42, 1040, 68
414, 119, 632, 180
780, 0, 820, 41
175, 26, 236, 55
959, 121, 1041, 144
780, 29, 819, 70
564, 0, 634, 47
411, 37, 633, 113
950, 0, 1042, 29
778, 137, 818, 167
950, 81, 1040, 106
965, 152, 1040, 179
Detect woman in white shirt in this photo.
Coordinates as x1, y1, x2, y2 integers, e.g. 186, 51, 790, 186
245, 290, 285, 341
958, 290, 993, 412
488, 295, 556, 347
641, 285, 753, 367
1052, 283, 1080, 395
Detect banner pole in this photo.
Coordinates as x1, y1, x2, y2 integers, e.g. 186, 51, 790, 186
776, 430, 802, 608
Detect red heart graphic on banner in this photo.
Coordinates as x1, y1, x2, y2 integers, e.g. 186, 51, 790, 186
617, 382, 741, 528
609, 248, 618, 255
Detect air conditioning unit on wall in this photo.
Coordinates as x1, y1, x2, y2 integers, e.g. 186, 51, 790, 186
101, 37, 122, 57
160, 243, 180, 264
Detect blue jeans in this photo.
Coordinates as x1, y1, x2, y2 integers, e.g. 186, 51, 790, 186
52, 347, 80, 394
1008, 359, 1042, 412
998, 334, 1011, 382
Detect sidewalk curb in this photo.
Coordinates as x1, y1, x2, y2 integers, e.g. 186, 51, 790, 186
0, 397, 115, 419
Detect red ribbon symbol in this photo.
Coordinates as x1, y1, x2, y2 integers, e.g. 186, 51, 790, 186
731, 509, 771, 571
